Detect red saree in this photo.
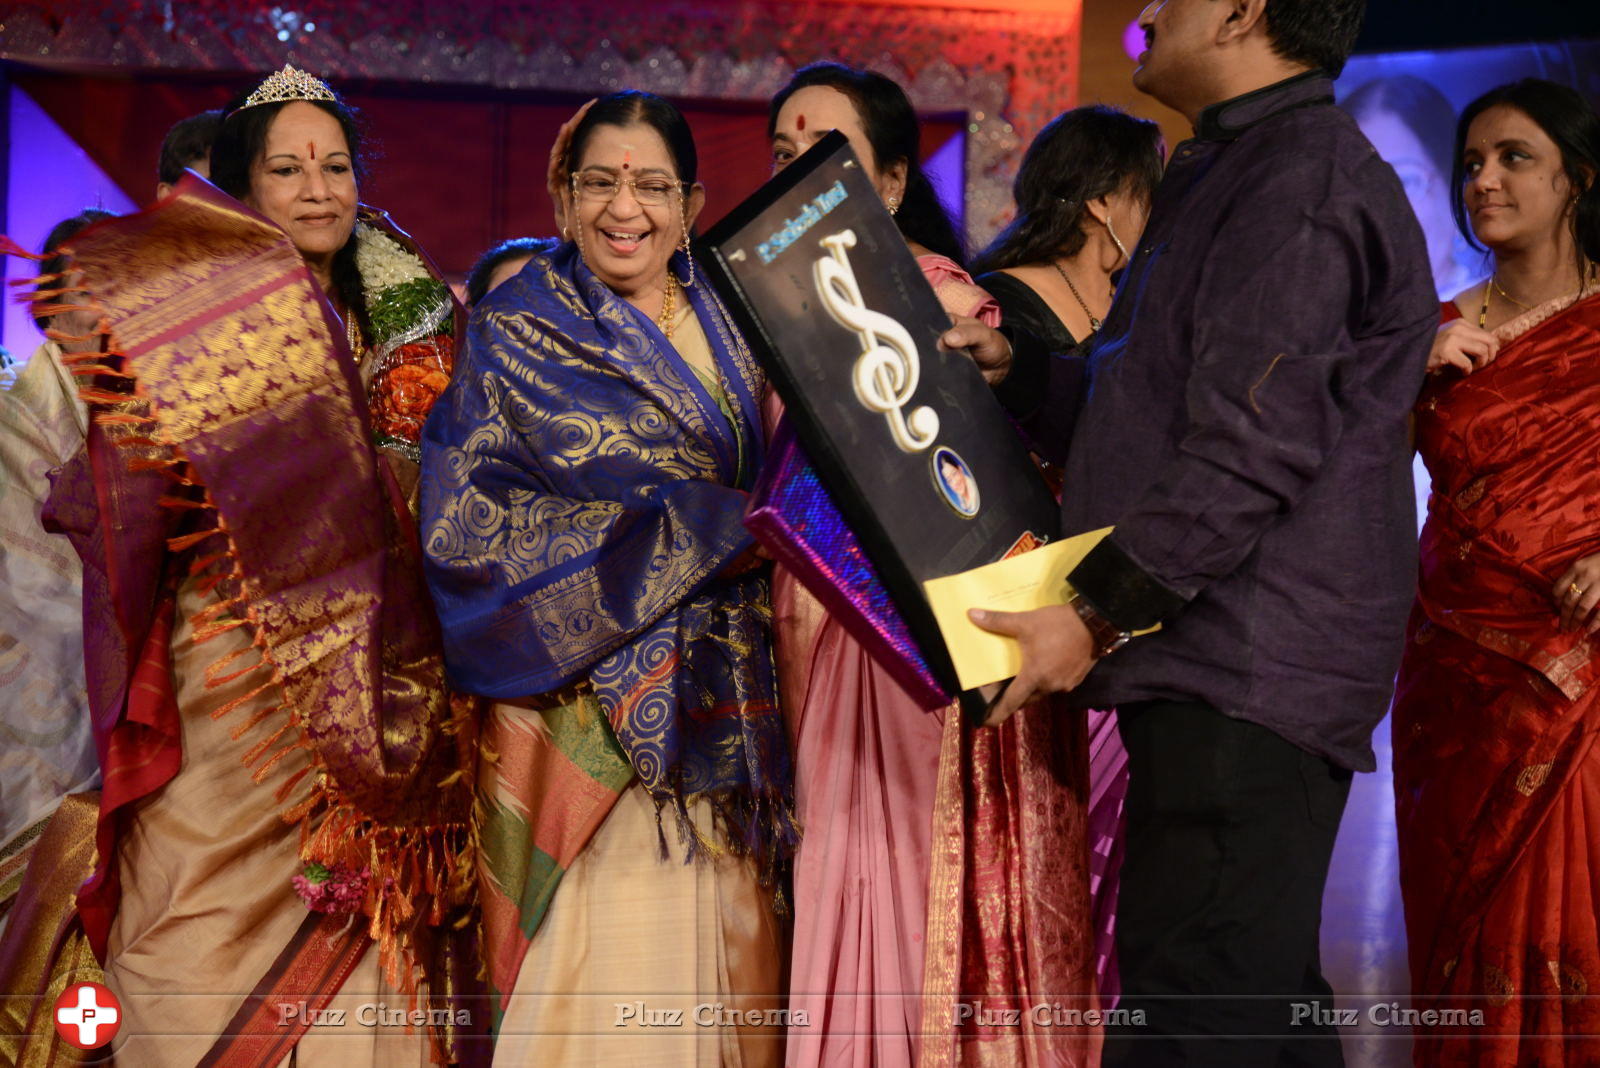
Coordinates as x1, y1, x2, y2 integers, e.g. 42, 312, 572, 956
1394, 289, 1600, 1065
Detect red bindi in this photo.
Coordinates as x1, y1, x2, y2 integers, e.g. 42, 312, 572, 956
308, 142, 316, 160
796, 114, 806, 131
622, 150, 632, 170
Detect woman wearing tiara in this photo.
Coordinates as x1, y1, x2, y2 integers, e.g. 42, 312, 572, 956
31, 66, 478, 1066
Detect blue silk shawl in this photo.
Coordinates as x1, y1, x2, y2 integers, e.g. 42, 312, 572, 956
419, 244, 794, 860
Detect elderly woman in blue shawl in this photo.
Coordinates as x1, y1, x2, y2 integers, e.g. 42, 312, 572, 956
420, 92, 792, 1065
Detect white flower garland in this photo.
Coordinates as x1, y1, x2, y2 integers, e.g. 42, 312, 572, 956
354, 222, 429, 292
351, 222, 453, 347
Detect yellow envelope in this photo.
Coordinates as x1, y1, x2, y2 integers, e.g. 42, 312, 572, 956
922, 527, 1155, 691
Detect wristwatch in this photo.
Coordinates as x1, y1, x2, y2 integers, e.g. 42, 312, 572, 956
1067, 590, 1132, 659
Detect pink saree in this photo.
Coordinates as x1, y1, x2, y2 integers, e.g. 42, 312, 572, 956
776, 257, 1096, 1067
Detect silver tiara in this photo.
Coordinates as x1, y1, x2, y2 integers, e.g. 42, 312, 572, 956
241, 65, 337, 110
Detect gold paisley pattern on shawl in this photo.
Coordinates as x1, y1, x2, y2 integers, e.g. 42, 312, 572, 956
422, 242, 793, 898
69, 186, 444, 817
423, 249, 760, 690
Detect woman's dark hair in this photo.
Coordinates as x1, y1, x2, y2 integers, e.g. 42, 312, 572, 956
465, 236, 560, 306
35, 208, 116, 328
1340, 75, 1457, 183
563, 90, 698, 186
972, 106, 1162, 275
1451, 78, 1600, 271
768, 62, 966, 265
210, 89, 373, 338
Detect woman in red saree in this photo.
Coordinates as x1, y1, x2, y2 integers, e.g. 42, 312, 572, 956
1395, 78, 1600, 1065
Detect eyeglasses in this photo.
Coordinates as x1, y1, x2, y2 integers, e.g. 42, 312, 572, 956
571, 170, 686, 206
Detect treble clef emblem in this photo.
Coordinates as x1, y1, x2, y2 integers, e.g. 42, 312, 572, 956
813, 229, 939, 454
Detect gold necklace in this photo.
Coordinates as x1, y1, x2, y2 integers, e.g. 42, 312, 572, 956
1481, 275, 1537, 328
1051, 260, 1102, 333
1492, 275, 1534, 312
656, 274, 678, 340
1479, 269, 1592, 327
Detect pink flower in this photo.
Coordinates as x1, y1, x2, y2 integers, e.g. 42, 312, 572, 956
292, 862, 371, 914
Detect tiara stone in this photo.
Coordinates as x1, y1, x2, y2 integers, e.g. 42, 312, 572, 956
241, 65, 338, 110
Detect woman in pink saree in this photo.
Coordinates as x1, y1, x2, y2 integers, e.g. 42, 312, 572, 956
765, 62, 1096, 1068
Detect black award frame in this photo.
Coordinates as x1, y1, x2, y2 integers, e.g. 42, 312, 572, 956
699, 131, 1059, 721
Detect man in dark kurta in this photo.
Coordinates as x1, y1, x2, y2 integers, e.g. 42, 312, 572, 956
971, 0, 1437, 1063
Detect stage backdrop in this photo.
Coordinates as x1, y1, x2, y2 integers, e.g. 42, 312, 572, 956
0, 0, 1085, 304
2, 67, 963, 276
0, 0, 1086, 355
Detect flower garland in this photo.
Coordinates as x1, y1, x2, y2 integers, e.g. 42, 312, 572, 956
351, 221, 455, 462
291, 861, 371, 914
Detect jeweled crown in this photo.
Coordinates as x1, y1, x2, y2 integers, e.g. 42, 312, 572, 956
241, 65, 337, 110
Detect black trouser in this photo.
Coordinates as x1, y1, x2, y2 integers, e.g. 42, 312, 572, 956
1103, 699, 1353, 1068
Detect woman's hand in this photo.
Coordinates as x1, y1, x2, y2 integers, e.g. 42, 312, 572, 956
722, 541, 772, 578
1428, 319, 1500, 376
1552, 553, 1600, 632
940, 316, 1012, 386
548, 99, 597, 237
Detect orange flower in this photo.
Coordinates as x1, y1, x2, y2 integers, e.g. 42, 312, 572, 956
370, 335, 455, 443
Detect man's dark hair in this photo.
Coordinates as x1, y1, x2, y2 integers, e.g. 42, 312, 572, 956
466, 237, 560, 307
35, 208, 116, 328
1264, 0, 1365, 79
157, 109, 224, 186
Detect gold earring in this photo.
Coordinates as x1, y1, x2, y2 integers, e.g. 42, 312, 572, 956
887, 196, 900, 215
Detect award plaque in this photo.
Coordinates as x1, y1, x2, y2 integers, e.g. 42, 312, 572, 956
699, 131, 1059, 720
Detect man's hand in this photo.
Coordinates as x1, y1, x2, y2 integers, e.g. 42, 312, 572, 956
968, 603, 1096, 725
941, 316, 1012, 386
